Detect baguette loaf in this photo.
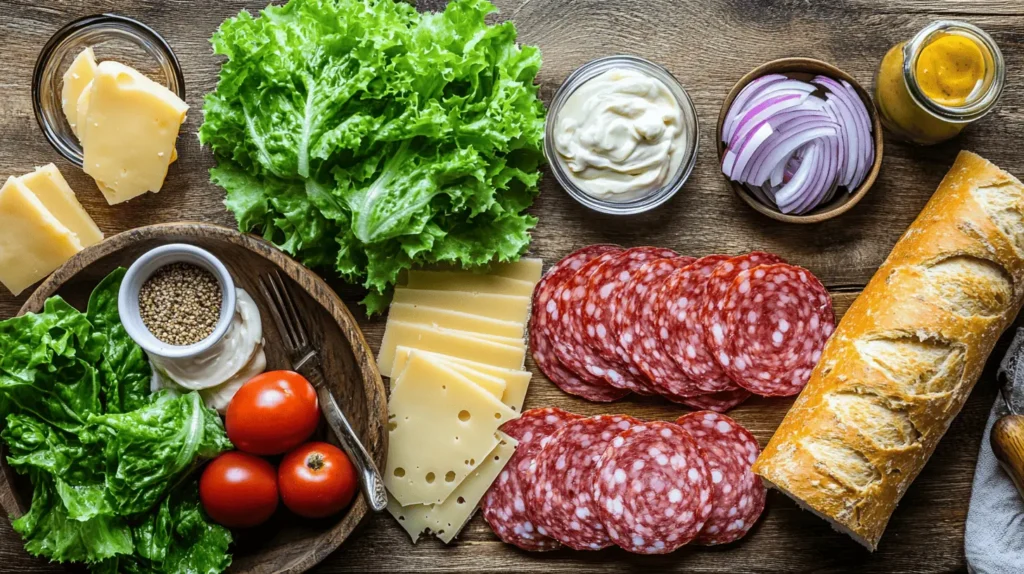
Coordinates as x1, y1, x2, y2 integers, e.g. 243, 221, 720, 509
751, 151, 1024, 550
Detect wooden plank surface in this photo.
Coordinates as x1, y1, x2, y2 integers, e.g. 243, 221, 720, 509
1, 0, 1022, 571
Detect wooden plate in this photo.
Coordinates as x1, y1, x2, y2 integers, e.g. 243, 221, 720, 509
716, 57, 884, 224
0, 222, 387, 573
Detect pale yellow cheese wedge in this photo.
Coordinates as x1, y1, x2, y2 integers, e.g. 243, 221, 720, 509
385, 351, 518, 506
406, 270, 535, 297
391, 347, 506, 400
18, 164, 102, 248
391, 347, 532, 412
79, 61, 188, 204
389, 432, 517, 543
61, 47, 97, 136
378, 321, 525, 378
489, 258, 543, 284
387, 303, 525, 339
0, 177, 83, 295
392, 288, 531, 323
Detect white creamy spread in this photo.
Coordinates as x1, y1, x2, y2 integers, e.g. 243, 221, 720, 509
150, 288, 266, 412
554, 67, 686, 202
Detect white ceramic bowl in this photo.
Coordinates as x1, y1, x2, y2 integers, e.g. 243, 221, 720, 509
118, 244, 236, 359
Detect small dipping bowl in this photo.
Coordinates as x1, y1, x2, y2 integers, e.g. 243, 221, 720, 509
717, 58, 884, 224
545, 55, 700, 215
32, 13, 185, 168
119, 244, 236, 360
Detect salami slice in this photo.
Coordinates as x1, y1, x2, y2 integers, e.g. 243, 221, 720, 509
676, 411, 766, 545
717, 263, 835, 396
657, 255, 734, 393
681, 389, 752, 413
580, 247, 679, 393
552, 254, 645, 396
533, 245, 629, 402
620, 257, 701, 397
529, 414, 639, 550
592, 422, 713, 554
700, 252, 785, 391
482, 408, 583, 551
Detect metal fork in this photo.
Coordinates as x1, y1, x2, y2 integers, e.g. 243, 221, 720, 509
259, 270, 388, 513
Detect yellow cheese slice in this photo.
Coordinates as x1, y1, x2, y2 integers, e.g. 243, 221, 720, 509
392, 288, 530, 323
387, 303, 524, 339
378, 321, 525, 378
0, 177, 83, 296
80, 61, 188, 204
61, 47, 97, 136
406, 270, 535, 297
18, 164, 103, 248
389, 432, 517, 544
489, 258, 543, 284
385, 351, 518, 506
391, 347, 506, 399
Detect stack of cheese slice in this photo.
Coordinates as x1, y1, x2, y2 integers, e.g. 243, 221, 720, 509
379, 260, 542, 543
62, 48, 188, 205
0, 164, 103, 295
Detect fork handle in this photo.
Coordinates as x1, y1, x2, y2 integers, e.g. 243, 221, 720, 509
316, 386, 389, 512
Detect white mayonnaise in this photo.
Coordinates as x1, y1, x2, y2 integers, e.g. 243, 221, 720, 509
554, 68, 686, 202
150, 288, 266, 411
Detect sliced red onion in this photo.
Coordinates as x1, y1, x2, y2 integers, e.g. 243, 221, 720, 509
723, 74, 788, 142
723, 72, 875, 216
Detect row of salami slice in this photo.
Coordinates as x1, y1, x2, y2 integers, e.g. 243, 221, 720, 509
530, 245, 836, 410
481, 408, 766, 554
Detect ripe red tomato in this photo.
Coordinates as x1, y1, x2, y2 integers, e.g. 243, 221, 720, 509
200, 451, 278, 528
279, 442, 358, 518
226, 370, 319, 455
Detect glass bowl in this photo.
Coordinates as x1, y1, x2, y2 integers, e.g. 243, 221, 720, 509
32, 14, 185, 168
544, 55, 700, 215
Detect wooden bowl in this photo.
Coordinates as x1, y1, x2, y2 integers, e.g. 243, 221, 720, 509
716, 57, 884, 224
0, 222, 387, 573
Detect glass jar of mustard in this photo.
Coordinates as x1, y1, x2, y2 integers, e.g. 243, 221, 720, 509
875, 20, 1004, 145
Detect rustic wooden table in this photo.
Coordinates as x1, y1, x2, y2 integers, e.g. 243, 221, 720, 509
3, 0, 1023, 572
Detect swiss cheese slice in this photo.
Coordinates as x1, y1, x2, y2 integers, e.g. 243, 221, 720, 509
392, 347, 532, 412
392, 288, 530, 323
389, 432, 518, 544
391, 346, 506, 400
406, 270, 535, 297
18, 164, 103, 248
0, 177, 84, 296
61, 47, 97, 135
386, 352, 518, 506
80, 61, 188, 204
378, 321, 525, 378
489, 258, 543, 284
387, 303, 524, 339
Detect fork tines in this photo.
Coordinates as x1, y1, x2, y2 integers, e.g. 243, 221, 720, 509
258, 270, 310, 353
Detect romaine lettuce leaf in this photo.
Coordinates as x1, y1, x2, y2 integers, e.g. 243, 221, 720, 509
200, 0, 546, 313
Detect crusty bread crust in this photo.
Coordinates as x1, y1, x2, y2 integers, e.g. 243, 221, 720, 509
752, 151, 1024, 550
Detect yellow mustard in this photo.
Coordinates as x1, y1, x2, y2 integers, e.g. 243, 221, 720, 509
874, 21, 1003, 146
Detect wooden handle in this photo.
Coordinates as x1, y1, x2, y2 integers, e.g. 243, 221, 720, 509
991, 414, 1024, 500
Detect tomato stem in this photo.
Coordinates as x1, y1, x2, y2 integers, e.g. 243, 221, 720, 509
306, 452, 325, 471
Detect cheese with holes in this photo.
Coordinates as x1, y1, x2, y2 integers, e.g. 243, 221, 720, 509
0, 177, 84, 295
61, 47, 97, 135
392, 288, 530, 323
78, 61, 188, 204
490, 258, 543, 283
392, 347, 531, 411
388, 303, 524, 338
386, 352, 518, 506
406, 270, 535, 297
378, 321, 525, 377
19, 164, 102, 248
392, 347, 505, 399
389, 433, 517, 543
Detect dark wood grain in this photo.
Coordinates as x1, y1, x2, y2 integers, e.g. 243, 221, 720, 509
1, 0, 1022, 572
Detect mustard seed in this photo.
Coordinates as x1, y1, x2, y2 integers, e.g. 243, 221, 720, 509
139, 262, 222, 346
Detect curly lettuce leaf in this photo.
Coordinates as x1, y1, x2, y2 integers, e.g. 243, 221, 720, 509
200, 0, 546, 314
87, 268, 152, 414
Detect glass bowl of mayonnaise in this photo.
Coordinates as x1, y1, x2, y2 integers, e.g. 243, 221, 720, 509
545, 55, 699, 215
